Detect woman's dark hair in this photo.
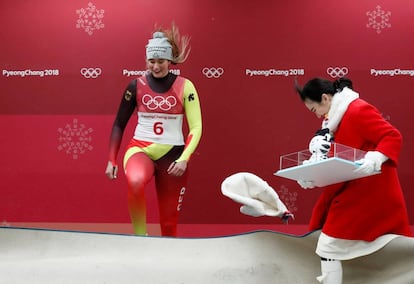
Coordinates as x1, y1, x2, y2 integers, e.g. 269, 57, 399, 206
295, 77, 353, 102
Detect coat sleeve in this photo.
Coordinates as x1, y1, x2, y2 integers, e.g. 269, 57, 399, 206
344, 100, 402, 165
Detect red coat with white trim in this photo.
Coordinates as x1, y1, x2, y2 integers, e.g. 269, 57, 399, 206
309, 98, 412, 241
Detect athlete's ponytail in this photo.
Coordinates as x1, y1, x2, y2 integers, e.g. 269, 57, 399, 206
154, 22, 191, 65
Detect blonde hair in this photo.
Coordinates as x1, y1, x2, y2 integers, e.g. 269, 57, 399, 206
154, 23, 191, 65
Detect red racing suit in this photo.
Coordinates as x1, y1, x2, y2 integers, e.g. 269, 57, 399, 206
108, 72, 202, 236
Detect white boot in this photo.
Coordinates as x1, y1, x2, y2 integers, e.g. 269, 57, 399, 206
316, 259, 342, 284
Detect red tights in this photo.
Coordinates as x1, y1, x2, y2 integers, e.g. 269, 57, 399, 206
124, 147, 187, 237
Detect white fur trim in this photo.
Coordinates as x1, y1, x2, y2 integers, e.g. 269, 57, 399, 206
323, 87, 359, 133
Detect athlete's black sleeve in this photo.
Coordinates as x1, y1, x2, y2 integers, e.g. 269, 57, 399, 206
108, 79, 137, 164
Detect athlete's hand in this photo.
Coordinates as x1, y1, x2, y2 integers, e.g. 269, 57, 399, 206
105, 161, 118, 180
167, 160, 187, 176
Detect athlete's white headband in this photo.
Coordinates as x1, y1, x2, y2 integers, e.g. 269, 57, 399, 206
146, 32, 173, 61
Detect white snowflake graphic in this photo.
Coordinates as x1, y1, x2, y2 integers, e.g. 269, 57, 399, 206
57, 119, 93, 159
366, 5, 391, 34
277, 185, 298, 213
382, 113, 391, 121
76, 2, 105, 35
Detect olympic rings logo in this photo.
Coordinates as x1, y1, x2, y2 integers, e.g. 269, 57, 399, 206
142, 94, 177, 111
326, 67, 348, 78
202, 67, 224, 78
80, 67, 102, 78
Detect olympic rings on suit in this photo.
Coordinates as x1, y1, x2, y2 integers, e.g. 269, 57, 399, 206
142, 94, 177, 111
326, 67, 348, 78
202, 67, 224, 78
80, 67, 102, 78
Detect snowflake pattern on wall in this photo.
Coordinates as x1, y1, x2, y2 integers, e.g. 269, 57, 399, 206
277, 185, 298, 213
57, 119, 93, 159
366, 5, 391, 34
76, 2, 105, 35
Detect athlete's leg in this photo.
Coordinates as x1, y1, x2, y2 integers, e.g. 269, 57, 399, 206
124, 152, 154, 235
154, 146, 187, 237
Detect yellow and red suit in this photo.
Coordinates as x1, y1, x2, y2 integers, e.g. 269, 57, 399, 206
108, 72, 202, 236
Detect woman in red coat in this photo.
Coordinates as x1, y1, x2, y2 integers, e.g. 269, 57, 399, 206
295, 77, 412, 284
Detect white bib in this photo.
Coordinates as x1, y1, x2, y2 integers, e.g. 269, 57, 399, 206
134, 112, 184, 145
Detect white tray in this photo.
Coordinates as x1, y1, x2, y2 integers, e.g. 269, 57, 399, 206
274, 157, 380, 187
274, 143, 380, 187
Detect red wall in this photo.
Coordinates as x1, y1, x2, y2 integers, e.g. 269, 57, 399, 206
1, 0, 413, 230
